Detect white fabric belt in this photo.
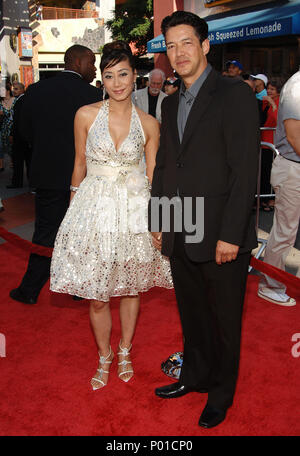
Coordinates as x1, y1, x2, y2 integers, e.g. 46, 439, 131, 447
87, 163, 140, 178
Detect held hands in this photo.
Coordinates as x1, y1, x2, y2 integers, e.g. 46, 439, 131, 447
151, 234, 239, 261
151, 232, 162, 251
215, 240, 239, 265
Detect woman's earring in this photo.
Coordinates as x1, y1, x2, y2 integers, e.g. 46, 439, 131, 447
103, 87, 106, 100
134, 82, 137, 102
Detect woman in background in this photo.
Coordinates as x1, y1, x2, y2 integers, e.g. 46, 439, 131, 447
0, 82, 16, 171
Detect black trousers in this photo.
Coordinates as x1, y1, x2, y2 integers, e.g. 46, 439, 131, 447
170, 233, 251, 411
18, 188, 70, 299
11, 142, 32, 187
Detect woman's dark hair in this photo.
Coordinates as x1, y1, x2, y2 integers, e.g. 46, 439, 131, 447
267, 78, 285, 94
5, 81, 12, 97
100, 40, 135, 73
161, 11, 208, 44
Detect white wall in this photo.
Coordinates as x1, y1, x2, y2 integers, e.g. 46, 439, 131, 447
0, 35, 31, 85
98, 0, 115, 42
35, 18, 104, 83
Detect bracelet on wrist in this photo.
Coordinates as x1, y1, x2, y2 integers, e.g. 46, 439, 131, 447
70, 185, 79, 192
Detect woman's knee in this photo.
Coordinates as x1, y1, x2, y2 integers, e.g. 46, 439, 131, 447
90, 300, 109, 312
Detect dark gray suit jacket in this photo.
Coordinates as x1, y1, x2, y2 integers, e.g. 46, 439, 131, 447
150, 69, 260, 262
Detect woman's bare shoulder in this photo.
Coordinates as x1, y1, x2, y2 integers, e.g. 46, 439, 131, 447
76, 100, 104, 118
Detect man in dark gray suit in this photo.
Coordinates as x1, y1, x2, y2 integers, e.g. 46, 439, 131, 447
150, 11, 259, 428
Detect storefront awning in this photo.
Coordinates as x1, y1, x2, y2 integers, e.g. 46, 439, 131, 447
147, 34, 165, 53
207, 0, 300, 45
147, 0, 300, 52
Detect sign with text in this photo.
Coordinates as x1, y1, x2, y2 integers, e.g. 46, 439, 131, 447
208, 17, 291, 44
18, 28, 33, 58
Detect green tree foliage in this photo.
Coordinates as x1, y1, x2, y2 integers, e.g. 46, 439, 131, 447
106, 0, 153, 57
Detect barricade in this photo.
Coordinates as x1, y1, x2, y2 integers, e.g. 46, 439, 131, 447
0, 226, 299, 292
250, 127, 279, 270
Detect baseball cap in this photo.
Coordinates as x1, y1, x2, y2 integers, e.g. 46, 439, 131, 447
226, 60, 243, 71
251, 74, 268, 86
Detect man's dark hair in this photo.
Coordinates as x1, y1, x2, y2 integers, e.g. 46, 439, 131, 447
161, 11, 208, 44
64, 44, 92, 65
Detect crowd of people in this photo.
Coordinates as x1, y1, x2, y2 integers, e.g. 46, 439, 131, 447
0, 81, 28, 211
1, 10, 299, 429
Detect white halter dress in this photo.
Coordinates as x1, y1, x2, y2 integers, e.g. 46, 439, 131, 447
50, 100, 173, 301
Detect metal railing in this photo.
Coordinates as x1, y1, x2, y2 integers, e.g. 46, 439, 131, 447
250, 127, 279, 270
41, 7, 99, 20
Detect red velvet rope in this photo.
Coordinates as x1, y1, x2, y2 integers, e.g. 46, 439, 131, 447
0, 227, 53, 257
0, 226, 299, 291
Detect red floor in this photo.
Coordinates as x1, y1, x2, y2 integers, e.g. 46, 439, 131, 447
0, 193, 35, 230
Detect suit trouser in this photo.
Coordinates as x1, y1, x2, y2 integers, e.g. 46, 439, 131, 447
170, 233, 250, 410
11, 143, 32, 187
259, 155, 300, 292
18, 189, 70, 300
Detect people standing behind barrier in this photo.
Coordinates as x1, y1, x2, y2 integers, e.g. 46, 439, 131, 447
226, 60, 243, 79
260, 79, 284, 211
0, 82, 16, 171
9, 44, 101, 306
136, 76, 148, 90
252, 74, 268, 101
258, 70, 300, 307
95, 80, 104, 100
12, 82, 25, 99
6, 83, 32, 189
133, 69, 167, 123
242, 74, 266, 127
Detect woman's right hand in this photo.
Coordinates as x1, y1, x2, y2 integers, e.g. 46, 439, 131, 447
151, 232, 162, 251
263, 95, 277, 111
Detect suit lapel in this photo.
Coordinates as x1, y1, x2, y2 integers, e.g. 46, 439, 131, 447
168, 91, 180, 151
178, 69, 218, 158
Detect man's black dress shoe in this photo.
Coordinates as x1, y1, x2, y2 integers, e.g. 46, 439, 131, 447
9, 288, 37, 305
155, 382, 207, 399
198, 404, 226, 428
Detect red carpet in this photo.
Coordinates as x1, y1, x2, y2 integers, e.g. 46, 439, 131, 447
0, 242, 299, 436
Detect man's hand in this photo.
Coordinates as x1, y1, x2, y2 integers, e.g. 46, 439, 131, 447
215, 240, 239, 265
151, 232, 162, 251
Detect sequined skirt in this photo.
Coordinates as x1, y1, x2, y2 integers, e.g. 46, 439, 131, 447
50, 173, 173, 301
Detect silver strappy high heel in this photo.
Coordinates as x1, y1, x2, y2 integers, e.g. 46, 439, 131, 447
117, 342, 133, 383
91, 346, 114, 390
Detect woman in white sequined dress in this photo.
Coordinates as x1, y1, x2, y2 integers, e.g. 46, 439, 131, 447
50, 42, 173, 390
